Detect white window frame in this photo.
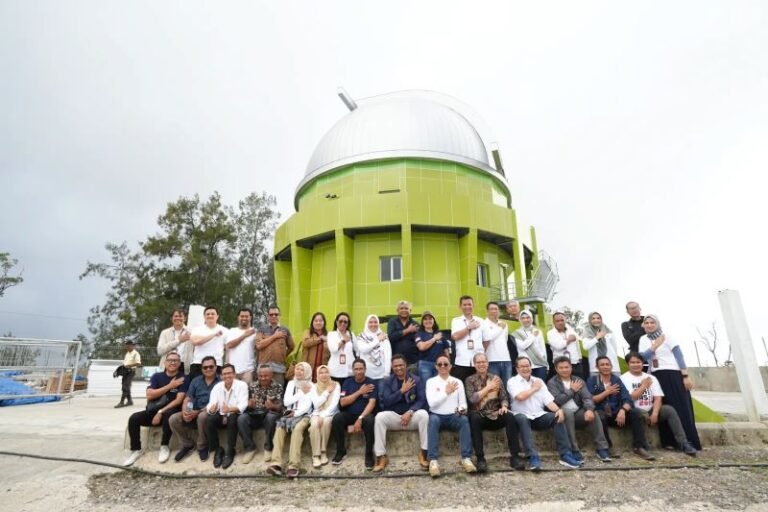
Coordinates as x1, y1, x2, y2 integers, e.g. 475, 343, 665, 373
477, 263, 490, 288
380, 256, 403, 282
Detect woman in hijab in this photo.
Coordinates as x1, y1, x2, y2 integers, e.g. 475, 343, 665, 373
583, 312, 621, 376
355, 314, 392, 384
308, 365, 340, 468
267, 362, 313, 479
327, 312, 355, 384
512, 310, 548, 380
301, 312, 330, 381
638, 314, 701, 452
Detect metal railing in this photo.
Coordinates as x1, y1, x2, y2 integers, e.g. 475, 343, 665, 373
490, 251, 560, 305
0, 337, 82, 400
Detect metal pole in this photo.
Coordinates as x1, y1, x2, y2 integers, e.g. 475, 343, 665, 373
717, 290, 768, 421
693, 341, 702, 367
69, 340, 82, 397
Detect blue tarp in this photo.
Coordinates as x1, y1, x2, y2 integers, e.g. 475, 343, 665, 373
0, 377, 61, 407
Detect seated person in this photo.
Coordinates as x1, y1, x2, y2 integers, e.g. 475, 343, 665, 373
330, 359, 378, 469
267, 362, 313, 478
621, 352, 697, 456
169, 355, 220, 462
509, 356, 579, 471
205, 364, 248, 469
425, 354, 476, 477
123, 351, 188, 467
238, 364, 284, 464
309, 365, 341, 468
465, 352, 524, 472
547, 356, 611, 463
373, 354, 429, 472
587, 356, 649, 460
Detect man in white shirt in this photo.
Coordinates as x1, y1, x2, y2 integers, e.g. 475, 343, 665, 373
157, 308, 192, 372
115, 340, 141, 408
450, 295, 484, 382
482, 301, 512, 385
205, 364, 248, 469
547, 312, 585, 379
190, 306, 227, 381
225, 308, 257, 384
509, 356, 580, 471
621, 352, 697, 457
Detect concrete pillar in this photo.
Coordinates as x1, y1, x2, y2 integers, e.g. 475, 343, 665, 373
718, 289, 768, 421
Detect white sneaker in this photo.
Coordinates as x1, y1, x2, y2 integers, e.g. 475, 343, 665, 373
158, 446, 170, 463
429, 460, 441, 477
123, 450, 143, 467
461, 458, 477, 473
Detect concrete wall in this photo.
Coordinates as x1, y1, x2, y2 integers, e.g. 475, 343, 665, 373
689, 366, 768, 392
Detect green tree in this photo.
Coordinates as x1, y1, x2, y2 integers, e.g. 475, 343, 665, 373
0, 252, 24, 298
81, 192, 279, 358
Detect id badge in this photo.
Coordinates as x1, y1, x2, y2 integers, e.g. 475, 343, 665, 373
652, 358, 659, 369
467, 340, 474, 350
339, 353, 346, 365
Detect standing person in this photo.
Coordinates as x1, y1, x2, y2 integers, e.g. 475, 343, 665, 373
450, 295, 483, 382
638, 315, 701, 451
482, 301, 513, 385
583, 312, 621, 377
308, 365, 340, 468
268, 362, 314, 478
327, 312, 355, 384
256, 306, 295, 387
387, 301, 420, 370
300, 312, 330, 381
122, 352, 188, 467
169, 356, 220, 462
621, 302, 646, 354
425, 354, 476, 477
157, 308, 192, 372
331, 359, 378, 469
505, 300, 520, 321
355, 314, 392, 385
189, 306, 227, 381
621, 352, 697, 456
465, 353, 524, 472
512, 310, 548, 381
238, 365, 284, 465
415, 311, 447, 383
205, 364, 248, 469
547, 312, 585, 379
225, 308, 257, 384
115, 340, 141, 408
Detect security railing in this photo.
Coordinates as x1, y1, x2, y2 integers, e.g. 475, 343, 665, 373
0, 337, 82, 400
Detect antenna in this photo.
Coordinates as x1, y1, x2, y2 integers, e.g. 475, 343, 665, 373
337, 87, 358, 111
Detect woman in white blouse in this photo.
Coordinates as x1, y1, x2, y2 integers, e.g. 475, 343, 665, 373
327, 312, 356, 384
267, 362, 313, 479
308, 365, 340, 468
582, 312, 620, 376
355, 314, 392, 384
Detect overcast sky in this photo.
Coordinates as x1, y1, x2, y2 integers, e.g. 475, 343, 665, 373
1, 1, 766, 366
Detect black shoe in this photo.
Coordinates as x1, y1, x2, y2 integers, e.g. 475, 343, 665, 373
510, 456, 525, 471
174, 446, 193, 462
213, 448, 224, 468
114, 402, 125, 408
476, 458, 488, 473
365, 453, 374, 470
332, 451, 346, 465
221, 455, 234, 469
681, 442, 698, 457
198, 448, 209, 462
126, 400, 133, 406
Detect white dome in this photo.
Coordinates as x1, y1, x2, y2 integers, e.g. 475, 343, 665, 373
298, 92, 499, 193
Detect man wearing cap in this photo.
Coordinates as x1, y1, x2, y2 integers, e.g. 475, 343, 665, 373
387, 301, 420, 370
115, 340, 141, 408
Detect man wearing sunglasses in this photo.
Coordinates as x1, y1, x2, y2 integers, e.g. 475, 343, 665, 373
256, 306, 295, 386
168, 355, 220, 462
123, 352, 188, 467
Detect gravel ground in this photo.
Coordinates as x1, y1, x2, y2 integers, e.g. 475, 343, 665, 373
87, 447, 768, 511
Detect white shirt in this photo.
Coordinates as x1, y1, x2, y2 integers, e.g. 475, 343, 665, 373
547, 327, 582, 365
205, 379, 248, 415
225, 327, 256, 374
426, 375, 467, 415
508, 374, 555, 419
482, 318, 511, 362
621, 371, 664, 412
355, 333, 392, 380
514, 329, 548, 369
310, 382, 341, 417
327, 330, 356, 378
451, 315, 485, 367
638, 334, 682, 372
582, 332, 620, 373
283, 380, 314, 416
191, 324, 227, 366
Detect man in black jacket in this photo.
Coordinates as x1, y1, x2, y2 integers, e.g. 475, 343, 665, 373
621, 302, 645, 353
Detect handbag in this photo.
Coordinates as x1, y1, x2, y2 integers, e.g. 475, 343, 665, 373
146, 394, 170, 414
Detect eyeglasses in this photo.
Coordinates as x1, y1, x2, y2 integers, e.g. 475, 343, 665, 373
338, 319, 349, 324
268, 313, 280, 317
436, 362, 450, 367
202, 365, 215, 370
167, 360, 180, 364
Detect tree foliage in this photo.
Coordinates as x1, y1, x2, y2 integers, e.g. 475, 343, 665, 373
0, 252, 24, 298
81, 192, 279, 358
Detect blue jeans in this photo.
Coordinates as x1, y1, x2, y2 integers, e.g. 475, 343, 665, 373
488, 361, 512, 385
514, 412, 571, 457
428, 413, 473, 461
417, 360, 437, 383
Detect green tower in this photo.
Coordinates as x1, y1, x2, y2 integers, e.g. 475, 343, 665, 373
273, 90, 554, 335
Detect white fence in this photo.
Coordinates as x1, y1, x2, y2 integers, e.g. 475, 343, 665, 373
0, 337, 82, 400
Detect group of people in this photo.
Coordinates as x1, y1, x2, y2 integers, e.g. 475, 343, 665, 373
120, 298, 701, 477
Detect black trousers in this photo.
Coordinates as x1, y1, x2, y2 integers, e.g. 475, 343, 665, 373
120, 370, 134, 400
331, 410, 375, 458
206, 413, 240, 456
597, 408, 647, 449
128, 407, 180, 451
469, 411, 521, 459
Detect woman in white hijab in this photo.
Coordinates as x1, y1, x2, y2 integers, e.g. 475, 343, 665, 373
582, 311, 621, 376
355, 314, 392, 384
512, 310, 548, 380
267, 362, 313, 479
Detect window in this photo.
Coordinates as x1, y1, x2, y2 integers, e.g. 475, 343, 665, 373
380, 256, 402, 282
477, 263, 490, 287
